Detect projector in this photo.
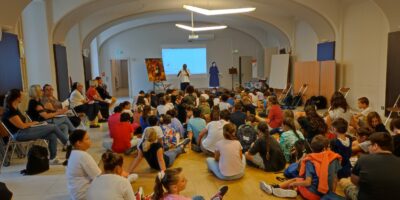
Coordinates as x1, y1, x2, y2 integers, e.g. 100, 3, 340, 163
188, 33, 214, 42
188, 34, 199, 40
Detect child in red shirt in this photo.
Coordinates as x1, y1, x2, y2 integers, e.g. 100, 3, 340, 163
111, 113, 139, 153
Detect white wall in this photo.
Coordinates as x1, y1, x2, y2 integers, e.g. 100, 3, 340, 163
22, 0, 55, 87
65, 24, 85, 87
99, 23, 264, 95
294, 21, 318, 61
341, 1, 389, 114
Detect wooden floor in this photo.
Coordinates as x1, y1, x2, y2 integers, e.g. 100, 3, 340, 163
122, 149, 316, 199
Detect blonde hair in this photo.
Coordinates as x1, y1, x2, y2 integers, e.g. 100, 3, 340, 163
29, 84, 42, 99
142, 128, 158, 152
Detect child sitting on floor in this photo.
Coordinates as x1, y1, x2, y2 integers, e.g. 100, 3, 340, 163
260, 135, 343, 199
236, 114, 258, 153
152, 168, 229, 200
330, 118, 352, 179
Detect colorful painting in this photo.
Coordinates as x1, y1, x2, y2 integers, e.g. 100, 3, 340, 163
145, 58, 166, 82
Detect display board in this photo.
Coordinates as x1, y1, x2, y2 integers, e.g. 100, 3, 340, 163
269, 54, 290, 89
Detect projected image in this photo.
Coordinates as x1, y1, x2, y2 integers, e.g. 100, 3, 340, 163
162, 48, 207, 75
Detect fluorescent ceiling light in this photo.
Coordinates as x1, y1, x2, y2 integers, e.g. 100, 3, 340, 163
183, 5, 255, 15
175, 24, 227, 32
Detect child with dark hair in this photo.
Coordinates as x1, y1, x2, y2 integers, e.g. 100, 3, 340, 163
87, 152, 135, 200
152, 168, 228, 200
260, 135, 342, 199
66, 130, 101, 200
142, 115, 164, 144
187, 108, 206, 152
218, 94, 232, 111
366, 111, 388, 133
207, 123, 246, 180
140, 105, 152, 130
330, 118, 352, 179
109, 112, 139, 154
245, 122, 286, 172
198, 110, 230, 156
351, 127, 372, 155
236, 114, 258, 153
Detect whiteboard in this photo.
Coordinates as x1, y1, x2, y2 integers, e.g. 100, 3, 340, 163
269, 54, 289, 89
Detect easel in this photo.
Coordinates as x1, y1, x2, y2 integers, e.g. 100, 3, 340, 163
385, 94, 400, 126
153, 81, 171, 92
229, 67, 238, 91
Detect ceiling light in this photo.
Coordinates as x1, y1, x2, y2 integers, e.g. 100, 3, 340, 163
175, 24, 227, 32
183, 5, 255, 15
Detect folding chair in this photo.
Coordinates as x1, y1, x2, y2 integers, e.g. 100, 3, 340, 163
293, 84, 308, 107
67, 99, 87, 130
339, 87, 350, 98
0, 122, 46, 173
385, 94, 400, 126
278, 84, 292, 103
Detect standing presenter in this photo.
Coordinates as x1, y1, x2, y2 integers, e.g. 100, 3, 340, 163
177, 64, 190, 90
209, 61, 220, 88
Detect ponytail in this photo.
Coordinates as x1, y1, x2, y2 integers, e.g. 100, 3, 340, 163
152, 168, 182, 200
283, 118, 300, 139
152, 172, 165, 200
257, 122, 270, 160
63, 129, 87, 166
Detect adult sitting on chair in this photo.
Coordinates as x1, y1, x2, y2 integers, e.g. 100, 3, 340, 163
69, 82, 102, 128
87, 80, 110, 120
27, 84, 75, 138
41, 84, 81, 128
95, 77, 116, 107
2, 89, 68, 164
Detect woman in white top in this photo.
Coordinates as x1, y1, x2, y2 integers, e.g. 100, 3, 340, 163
177, 64, 190, 91
69, 82, 102, 128
87, 152, 135, 200
326, 92, 352, 127
66, 129, 102, 200
206, 123, 245, 180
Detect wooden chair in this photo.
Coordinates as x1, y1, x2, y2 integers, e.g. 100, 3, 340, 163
385, 94, 400, 125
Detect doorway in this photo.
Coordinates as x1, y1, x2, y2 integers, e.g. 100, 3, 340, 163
110, 59, 130, 97
239, 56, 253, 85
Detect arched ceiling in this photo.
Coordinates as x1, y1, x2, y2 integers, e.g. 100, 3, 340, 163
88, 11, 291, 50
51, 0, 338, 49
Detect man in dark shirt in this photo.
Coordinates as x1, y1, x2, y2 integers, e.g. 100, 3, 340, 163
95, 77, 116, 105
351, 132, 400, 200
230, 103, 247, 128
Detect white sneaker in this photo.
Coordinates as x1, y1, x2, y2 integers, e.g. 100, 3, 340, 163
127, 173, 139, 183
49, 157, 64, 165
272, 187, 297, 198
260, 181, 273, 195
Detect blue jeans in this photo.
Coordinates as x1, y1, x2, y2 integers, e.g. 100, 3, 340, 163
47, 116, 75, 137
206, 157, 246, 180
14, 124, 68, 159
164, 147, 184, 167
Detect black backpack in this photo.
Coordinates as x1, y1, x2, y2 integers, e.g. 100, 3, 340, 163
236, 124, 257, 153
21, 145, 49, 175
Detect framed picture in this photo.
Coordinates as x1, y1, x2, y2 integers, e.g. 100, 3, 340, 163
145, 58, 166, 82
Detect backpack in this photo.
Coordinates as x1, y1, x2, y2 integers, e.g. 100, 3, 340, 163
160, 125, 179, 150
236, 124, 257, 152
68, 116, 81, 127
20, 145, 49, 175
284, 162, 299, 179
